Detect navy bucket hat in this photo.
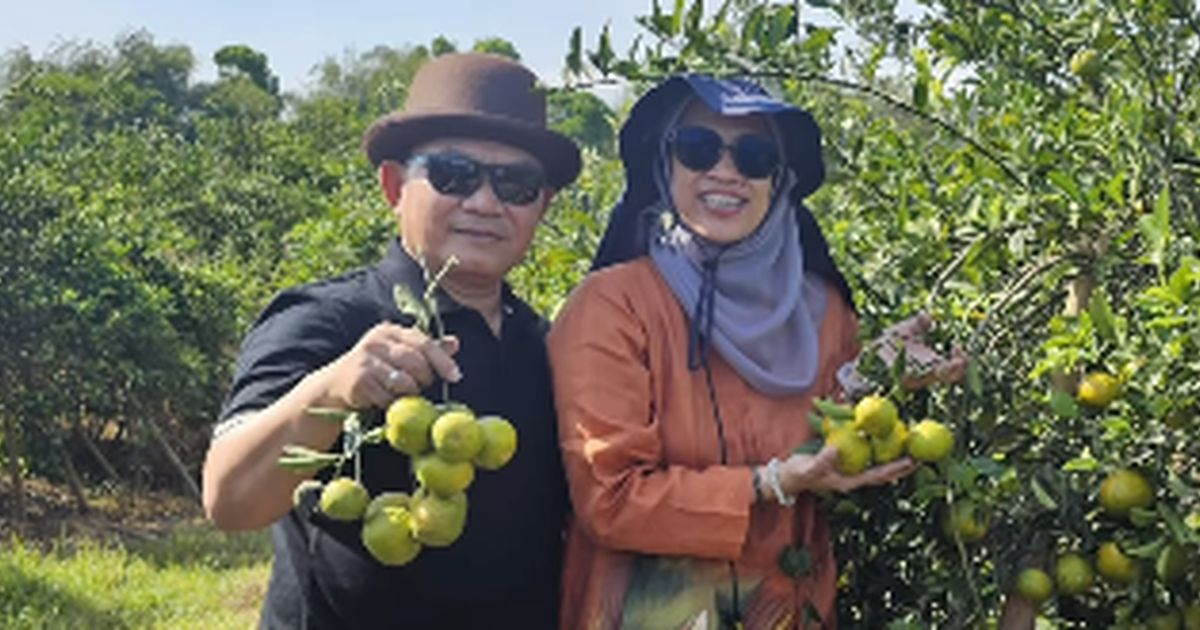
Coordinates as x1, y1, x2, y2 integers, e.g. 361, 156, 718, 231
591, 74, 852, 308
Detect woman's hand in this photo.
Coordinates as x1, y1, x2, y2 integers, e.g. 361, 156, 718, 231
866, 312, 968, 390
766, 445, 919, 498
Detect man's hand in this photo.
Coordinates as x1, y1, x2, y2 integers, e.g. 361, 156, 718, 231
774, 445, 919, 496
320, 323, 461, 409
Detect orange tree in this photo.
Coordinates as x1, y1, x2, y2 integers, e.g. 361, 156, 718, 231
565, 0, 1199, 626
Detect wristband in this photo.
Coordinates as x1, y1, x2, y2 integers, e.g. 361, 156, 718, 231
765, 458, 797, 507
751, 466, 764, 502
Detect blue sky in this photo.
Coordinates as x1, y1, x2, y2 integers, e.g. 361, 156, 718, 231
0, 0, 652, 93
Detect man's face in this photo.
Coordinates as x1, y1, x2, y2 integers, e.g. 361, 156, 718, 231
384, 138, 550, 283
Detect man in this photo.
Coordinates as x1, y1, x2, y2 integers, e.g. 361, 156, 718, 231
202, 53, 581, 628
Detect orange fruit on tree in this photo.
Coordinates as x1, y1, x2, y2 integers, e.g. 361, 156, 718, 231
1015, 568, 1054, 604
907, 420, 955, 463
1055, 553, 1094, 596
1099, 469, 1154, 517
941, 499, 989, 543
1096, 541, 1139, 585
1078, 372, 1121, 408
853, 395, 898, 439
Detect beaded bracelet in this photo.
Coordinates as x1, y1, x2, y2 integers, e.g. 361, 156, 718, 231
765, 457, 797, 507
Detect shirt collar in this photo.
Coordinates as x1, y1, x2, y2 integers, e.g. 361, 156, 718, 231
376, 237, 525, 322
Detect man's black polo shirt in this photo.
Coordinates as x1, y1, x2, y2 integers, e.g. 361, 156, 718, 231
218, 238, 568, 629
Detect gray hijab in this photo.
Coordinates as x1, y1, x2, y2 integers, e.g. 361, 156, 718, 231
647, 109, 828, 396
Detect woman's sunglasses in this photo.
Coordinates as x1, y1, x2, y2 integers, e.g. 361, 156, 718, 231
667, 125, 781, 180
407, 152, 546, 206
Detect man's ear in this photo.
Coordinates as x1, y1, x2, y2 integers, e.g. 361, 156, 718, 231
379, 160, 405, 207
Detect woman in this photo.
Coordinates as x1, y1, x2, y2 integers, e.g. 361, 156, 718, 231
548, 75, 966, 629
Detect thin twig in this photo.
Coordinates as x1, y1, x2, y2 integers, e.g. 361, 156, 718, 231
562, 67, 1027, 189
966, 253, 1073, 353
925, 231, 994, 310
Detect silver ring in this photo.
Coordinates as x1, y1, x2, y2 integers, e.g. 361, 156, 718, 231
386, 369, 403, 388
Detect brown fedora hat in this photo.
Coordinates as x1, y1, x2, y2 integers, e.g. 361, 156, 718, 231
363, 53, 581, 189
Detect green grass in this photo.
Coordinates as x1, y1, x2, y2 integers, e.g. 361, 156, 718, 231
0, 523, 272, 629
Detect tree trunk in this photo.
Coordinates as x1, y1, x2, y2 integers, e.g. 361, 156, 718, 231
76, 419, 119, 481
4, 415, 25, 521
56, 435, 90, 515
998, 596, 1037, 630
1050, 272, 1095, 393
142, 415, 202, 504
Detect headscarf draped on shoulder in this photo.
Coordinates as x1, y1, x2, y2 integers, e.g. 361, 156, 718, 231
591, 75, 854, 396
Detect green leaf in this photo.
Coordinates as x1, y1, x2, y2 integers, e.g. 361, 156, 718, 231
1089, 289, 1117, 343
813, 398, 856, 420
277, 457, 338, 474
1123, 537, 1164, 559
742, 6, 765, 52
966, 361, 983, 396
1047, 170, 1083, 204
565, 27, 583, 77
912, 77, 929, 110
671, 0, 685, 35
766, 4, 796, 48
1138, 185, 1171, 268
304, 407, 355, 423
1062, 454, 1099, 472
1050, 389, 1080, 419
1129, 506, 1159, 528
968, 457, 1005, 479
793, 437, 823, 455
588, 25, 616, 76
393, 284, 430, 332
685, 0, 704, 36
1030, 476, 1058, 510
361, 426, 385, 445
1159, 503, 1198, 544
278, 445, 343, 474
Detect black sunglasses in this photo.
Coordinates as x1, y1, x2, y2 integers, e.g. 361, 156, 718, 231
667, 125, 781, 180
407, 152, 546, 206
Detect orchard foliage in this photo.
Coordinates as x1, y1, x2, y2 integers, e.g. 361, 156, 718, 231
0, 32, 616, 505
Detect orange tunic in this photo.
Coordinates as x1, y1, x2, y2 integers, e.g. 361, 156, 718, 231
549, 258, 860, 630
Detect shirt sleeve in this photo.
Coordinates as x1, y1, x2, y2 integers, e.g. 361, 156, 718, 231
548, 273, 755, 561
218, 287, 352, 425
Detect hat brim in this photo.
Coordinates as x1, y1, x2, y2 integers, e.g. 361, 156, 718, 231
364, 113, 582, 190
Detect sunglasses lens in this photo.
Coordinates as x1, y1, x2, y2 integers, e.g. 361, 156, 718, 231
489, 164, 545, 205
423, 154, 482, 197
732, 135, 780, 179
671, 126, 723, 172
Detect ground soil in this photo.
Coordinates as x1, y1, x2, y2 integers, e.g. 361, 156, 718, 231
0, 475, 203, 544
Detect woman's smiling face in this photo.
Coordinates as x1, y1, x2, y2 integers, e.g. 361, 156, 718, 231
668, 101, 776, 244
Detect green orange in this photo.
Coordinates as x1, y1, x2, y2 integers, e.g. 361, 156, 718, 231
1015, 568, 1054, 604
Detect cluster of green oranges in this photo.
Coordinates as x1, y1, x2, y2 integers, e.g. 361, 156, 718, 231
295, 396, 517, 567
1009, 372, 1200, 627
815, 394, 956, 475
